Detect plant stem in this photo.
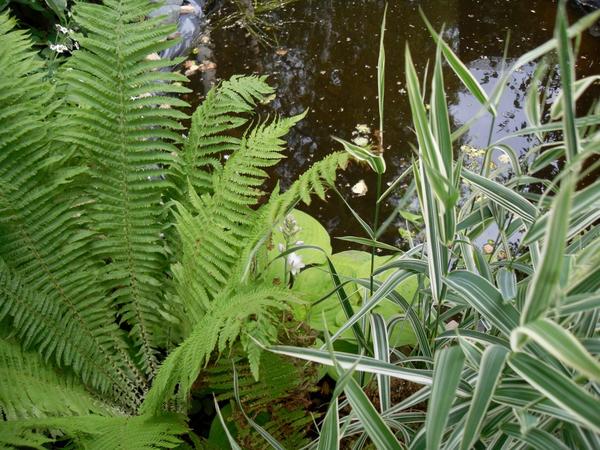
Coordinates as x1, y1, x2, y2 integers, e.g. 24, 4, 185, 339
370, 172, 383, 295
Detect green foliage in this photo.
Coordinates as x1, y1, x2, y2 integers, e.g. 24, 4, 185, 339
0, 1, 348, 446
262, 4, 600, 449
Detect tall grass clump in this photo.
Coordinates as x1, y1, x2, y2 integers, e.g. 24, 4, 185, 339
248, 2, 600, 449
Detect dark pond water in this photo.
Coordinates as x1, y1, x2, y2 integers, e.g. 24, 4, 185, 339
182, 0, 600, 249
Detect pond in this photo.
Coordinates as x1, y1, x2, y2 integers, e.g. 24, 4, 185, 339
182, 0, 600, 249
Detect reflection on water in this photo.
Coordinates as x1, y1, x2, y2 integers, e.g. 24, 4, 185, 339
182, 0, 600, 248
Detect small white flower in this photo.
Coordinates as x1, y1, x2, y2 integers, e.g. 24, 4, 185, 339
295, 240, 304, 246
55, 24, 73, 34
278, 243, 285, 252
49, 43, 69, 53
287, 252, 305, 276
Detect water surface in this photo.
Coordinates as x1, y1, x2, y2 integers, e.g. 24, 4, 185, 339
183, 0, 600, 248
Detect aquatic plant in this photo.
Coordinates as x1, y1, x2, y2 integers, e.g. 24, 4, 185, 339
0, 0, 348, 445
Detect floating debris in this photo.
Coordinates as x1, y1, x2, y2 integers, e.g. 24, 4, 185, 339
351, 179, 368, 196
275, 47, 288, 56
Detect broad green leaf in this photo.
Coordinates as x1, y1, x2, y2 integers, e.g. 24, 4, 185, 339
460, 346, 509, 450
511, 318, 600, 382
508, 352, 600, 434
426, 346, 464, 450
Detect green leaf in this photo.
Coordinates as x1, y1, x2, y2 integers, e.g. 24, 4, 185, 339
336, 366, 403, 449
461, 169, 537, 224
420, 10, 496, 116
508, 352, 600, 434
460, 346, 509, 450
318, 396, 339, 450
267, 345, 434, 386
555, 1, 580, 161
370, 313, 391, 412
213, 396, 241, 450
522, 177, 573, 323
511, 319, 600, 382
426, 346, 464, 450
444, 271, 520, 336
332, 136, 385, 174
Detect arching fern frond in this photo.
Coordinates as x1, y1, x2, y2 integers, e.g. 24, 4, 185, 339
61, 0, 191, 375
170, 75, 275, 201
171, 113, 306, 325
140, 285, 294, 415
238, 151, 350, 281
0, 261, 141, 410
0, 13, 143, 408
0, 414, 187, 450
0, 338, 114, 420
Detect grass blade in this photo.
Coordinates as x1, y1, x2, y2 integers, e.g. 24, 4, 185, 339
426, 346, 464, 450
460, 346, 509, 450
213, 396, 241, 450
522, 178, 573, 323
461, 169, 537, 224
318, 397, 340, 450
445, 270, 519, 336
508, 352, 600, 434
511, 318, 600, 382
420, 10, 496, 116
371, 313, 391, 412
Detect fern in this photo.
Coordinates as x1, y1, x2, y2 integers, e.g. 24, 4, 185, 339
0, 0, 348, 445
170, 75, 275, 200
0, 337, 114, 420
202, 352, 318, 449
0, 414, 187, 449
60, 0, 191, 375
0, 12, 144, 409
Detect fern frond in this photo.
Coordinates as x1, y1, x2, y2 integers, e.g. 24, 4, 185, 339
238, 152, 349, 281
0, 414, 187, 450
171, 113, 306, 325
204, 353, 317, 449
170, 75, 275, 200
140, 285, 293, 414
0, 13, 144, 407
0, 262, 142, 409
61, 0, 191, 375
0, 338, 115, 420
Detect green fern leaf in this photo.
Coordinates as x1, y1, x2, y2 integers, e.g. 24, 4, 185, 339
61, 0, 191, 375
0, 338, 114, 420
0, 13, 144, 407
170, 75, 275, 200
